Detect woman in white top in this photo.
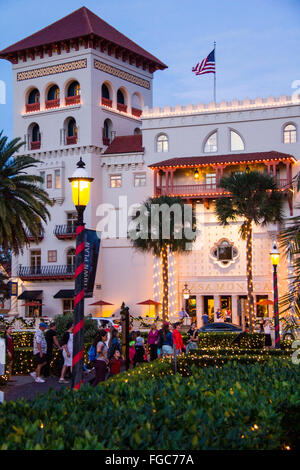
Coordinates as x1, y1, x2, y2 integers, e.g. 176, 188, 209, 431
264, 320, 272, 349
93, 329, 109, 386
59, 322, 74, 384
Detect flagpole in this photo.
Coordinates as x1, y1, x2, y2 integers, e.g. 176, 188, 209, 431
214, 41, 216, 103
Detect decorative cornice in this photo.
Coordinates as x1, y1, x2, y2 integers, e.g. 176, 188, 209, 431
94, 59, 150, 89
17, 58, 87, 81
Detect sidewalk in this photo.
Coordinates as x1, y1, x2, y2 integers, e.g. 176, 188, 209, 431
1, 372, 95, 402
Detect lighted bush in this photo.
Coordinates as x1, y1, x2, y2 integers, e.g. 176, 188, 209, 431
0, 360, 299, 450
197, 332, 265, 349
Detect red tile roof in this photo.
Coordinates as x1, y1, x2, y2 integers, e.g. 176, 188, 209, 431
149, 151, 296, 169
104, 135, 143, 154
0, 7, 167, 69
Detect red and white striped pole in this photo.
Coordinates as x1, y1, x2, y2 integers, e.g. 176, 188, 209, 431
72, 210, 85, 390
69, 158, 93, 390
270, 242, 280, 349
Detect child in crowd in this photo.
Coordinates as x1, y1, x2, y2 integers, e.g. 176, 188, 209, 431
172, 322, 185, 355
108, 350, 125, 377
134, 334, 146, 367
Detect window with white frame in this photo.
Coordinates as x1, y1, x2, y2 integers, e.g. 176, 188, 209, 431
48, 250, 57, 263
230, 130, 245, 151
110, 175, 122, 188
205, 173, 216, 186
63, 299, 74, 315
156, 134, 169, 153
134, 173, 146, 187
283, 124, 296, 144
204, 131, 217, 152
55, 170, 61, 189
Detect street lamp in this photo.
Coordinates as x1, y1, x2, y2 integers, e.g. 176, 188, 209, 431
183, 283, 191, 300
69, 158, 93, 390
270, 242, 280, 349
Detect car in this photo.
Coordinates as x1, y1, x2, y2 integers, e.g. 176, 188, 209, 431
90, 317, 120, 331
199, 322, 243, 333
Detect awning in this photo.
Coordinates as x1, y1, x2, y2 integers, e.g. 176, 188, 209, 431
18, 290, 43, 300
54, 289, 75, 299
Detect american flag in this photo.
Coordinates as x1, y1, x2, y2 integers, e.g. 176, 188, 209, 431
192, 49, 215, 75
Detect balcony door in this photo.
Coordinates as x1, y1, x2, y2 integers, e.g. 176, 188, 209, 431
30, 250, 41, 274
67, 212, 77, 234
205, 173, 216, 189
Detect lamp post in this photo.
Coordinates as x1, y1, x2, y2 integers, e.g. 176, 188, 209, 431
69, 158, 93, 390
270, 242, 280, 349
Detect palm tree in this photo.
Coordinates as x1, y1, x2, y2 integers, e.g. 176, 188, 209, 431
129, 195, 197, 321
0, 131, 52, 254
214, 171, 284, 332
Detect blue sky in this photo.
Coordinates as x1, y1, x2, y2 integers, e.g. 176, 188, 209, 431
0, 0, 299, 138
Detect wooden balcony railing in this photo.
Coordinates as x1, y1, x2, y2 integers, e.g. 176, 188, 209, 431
54, 224, 76, 239
117, 103, 127, 113
156, 179, 289, 198
25, 229, 44, 242
18, 265, 75, 281
66, 136, 77, 145
30, 141, 41, 150
45, 99, 60, 109
65, 95, 81, 106
131, 107, 142, 117
101, 97, 113, 108
103, 137, 110, 146
26, 102, 40, 112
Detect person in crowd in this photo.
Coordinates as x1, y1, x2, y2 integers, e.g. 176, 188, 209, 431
30, 322, 47, 383
43, 322, 61, 377
108, 349, 125, 378
4, 326, 14, 381
202, 312, 209, 326
178, 307, 190, 326
108, 328, 122, 360
158, 321, 173, 356
263, 320, 272, 349
225, 308, 231, 323
147, 323, 159, 361
59, 322, 73, 384
93, 329, 109, 386
186, 322, 199, 354
259, 320, 264, 334
134, 334, 146, 366
216, 308, 222, 322
172, 322, 185, 355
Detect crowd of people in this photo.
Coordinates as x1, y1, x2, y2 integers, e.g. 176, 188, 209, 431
2, 315, 274, 385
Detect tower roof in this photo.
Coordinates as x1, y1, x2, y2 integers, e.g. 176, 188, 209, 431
0, 6, 167, 70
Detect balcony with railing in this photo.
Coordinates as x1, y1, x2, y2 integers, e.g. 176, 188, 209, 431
18, 264, 75, 281
25, 229, 44, 242
54, 224, 76, 239
65, 95, 81, 106
101, 97, 113, 108
117, 102, 127, 113
45, 99, 60, 109
26, 102, 40, 113
66, 135, 77, 145
30, 141, 41, 150
131, 107, 142, 118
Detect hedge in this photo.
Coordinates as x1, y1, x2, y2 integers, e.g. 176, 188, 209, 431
0, 359, 299, 450
188, 348, 291, 357
197, 332, 265, 349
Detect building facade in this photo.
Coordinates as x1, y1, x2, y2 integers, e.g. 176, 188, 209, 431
1, 7, 300, 326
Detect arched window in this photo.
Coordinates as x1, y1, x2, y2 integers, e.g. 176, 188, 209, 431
134, 127, 141, 135
156, 134, 169, 153
230, 130, 244, 151
47, 85, 60, 101
65, 118, 77, 145
283, 124, 296, 144
103, 119, 112, 145
28, 123, 41, 150
67, 248, 76, 271
117, 89, 125, 105
102, 83, 110, 100
204, 131, 217, 153
28, 89, 40, 104
67, 81, 80, 97
32, 124, 40, 142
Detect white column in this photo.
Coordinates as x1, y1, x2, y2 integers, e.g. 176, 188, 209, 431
232, 295, 239, 325
214, 295, 221, 321
196, 294, 203, 328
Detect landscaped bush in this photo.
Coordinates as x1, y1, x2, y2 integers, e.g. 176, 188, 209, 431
189, 348, 291, 357
0, 360, 299, 450
197, 332, 265, 349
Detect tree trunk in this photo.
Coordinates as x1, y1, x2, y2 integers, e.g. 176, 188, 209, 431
245, 220, 255, 332
161, 244, 169, 322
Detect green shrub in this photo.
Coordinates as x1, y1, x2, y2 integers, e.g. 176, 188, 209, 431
189, 348, 291, 357
54, 314, 98, 344
0, 360, 299, 450
198, 332, 265, 349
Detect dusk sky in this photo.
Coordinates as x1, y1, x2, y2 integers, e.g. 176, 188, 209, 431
0, 0, 299, 139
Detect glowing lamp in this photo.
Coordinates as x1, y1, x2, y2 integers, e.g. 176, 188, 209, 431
183, 283, 190, 300
194, 169, 200, 180
68, 158, 94, 208
270, 242, 280, 266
